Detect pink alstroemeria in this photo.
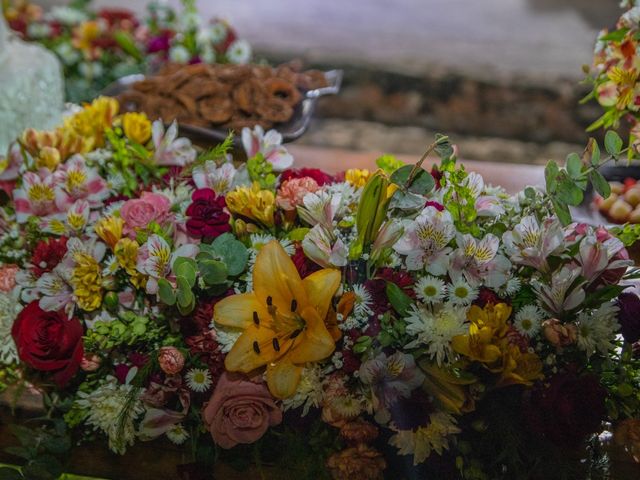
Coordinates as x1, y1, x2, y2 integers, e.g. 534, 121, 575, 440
136, 234, 198, 294
52, 155, 109, 210
0, 143, 23, 181
152, 121, 197, 167
532, 265, 586, 316
449, 233, 511, 288
13, 170, 63, 223
394, 205, 455, 275
192, 160, 237, 194
40, 199, 92, 235
242, 126, 293, 172
297, 190, 342, 230
475, 195, 505, 217
502, 216, 564, 273
578, 235, 632, 284
302, 224, 348, 268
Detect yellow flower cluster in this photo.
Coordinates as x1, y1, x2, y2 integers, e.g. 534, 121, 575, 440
114, 238, 147, 290
452, 303, 542, 386
121, 112, 152, 145
72, 252, 103, 312
226, 182, 276, 227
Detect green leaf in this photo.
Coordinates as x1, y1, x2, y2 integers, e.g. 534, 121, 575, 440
589, 170, 611, 198
544, 160, 560, 193
565, 153, 582, 179
605, 130, 623, 157
434, 134, 454, 160
551, 197, 572, 226
0, 467, 22, 480
41, 436, 70, 455
113, 30, 143, 61
211, 233, 249, 276
556, 173, 583, 206
600, 28, 629, 42
390, 165, 435, 195
198, 259, 228, 285
176, 277, 194, 308
4, 446, 31, 460
287, 227, 310, 241
385, 282, 412, 316
375, 154, 404, 175
589, 138, 601, 166
173, 257, 197, 287
157, 279, 176, 306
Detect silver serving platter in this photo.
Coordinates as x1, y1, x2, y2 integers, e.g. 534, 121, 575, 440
101, 69, 343, 145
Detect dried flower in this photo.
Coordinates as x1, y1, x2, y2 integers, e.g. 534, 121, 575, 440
158, 346, 185, 375
326, 444, 386, 480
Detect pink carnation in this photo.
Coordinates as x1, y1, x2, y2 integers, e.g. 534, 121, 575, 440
0, 264, 18, 292
276, 177, 320, 211
120, 192, 171, 237
203, 372, 282, 449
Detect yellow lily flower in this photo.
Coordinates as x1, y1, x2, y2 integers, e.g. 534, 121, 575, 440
226, 182, 276, 227
214, 240, 340, 399
498, 342, 543, 387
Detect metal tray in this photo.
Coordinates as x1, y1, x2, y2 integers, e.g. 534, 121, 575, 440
101, 69, 343, 145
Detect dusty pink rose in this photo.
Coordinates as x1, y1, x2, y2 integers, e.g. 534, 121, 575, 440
0, 264, 18, 292
158, 346, 185, 375
120, 192, 171, 236
80, 353, 102, 372
203, 372, 282, 449
276, 177, 320, 211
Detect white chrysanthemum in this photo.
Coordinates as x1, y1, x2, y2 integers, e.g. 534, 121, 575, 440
106, 173, 125, 193
501, 277, 521, 296
405, 303, 468, 365
352, 284, 374, 320
227, 39, 252, 64
514, 305, 543, 337
577, 302, 620, 357
282, 365, 324, 416
74, 377, 144, 455
249, 234, 294, 260
390, 412, 460, 465
209, 22, 228, 44
186, 368, 213, 393
166, 424, 189, 445
414, 276, 446, 304
0, 292, 21, 364
169, 45, 191, 64
448, 278, 478, 306
212, 325, 242, 353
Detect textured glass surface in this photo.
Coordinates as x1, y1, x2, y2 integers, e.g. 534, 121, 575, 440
0, 17, 64, 154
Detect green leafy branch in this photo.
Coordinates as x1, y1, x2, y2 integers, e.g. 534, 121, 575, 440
545, 131, 628, 225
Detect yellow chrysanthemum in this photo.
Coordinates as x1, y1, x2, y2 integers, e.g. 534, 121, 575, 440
226, 182, 276, 227
121, 112, 152, 144
72, 253, 103, 312
95, 216, 124, 250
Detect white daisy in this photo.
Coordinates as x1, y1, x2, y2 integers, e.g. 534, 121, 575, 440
448, 278, 478, 306
513, 305, 543, 337
227, 39, 252, 64
166, 424, 189, 445
249, 234, 294, 261
405, 303, 468, 365
185, 368, 213, 393
352, 284, 373, 320
414, 276, 447, 304
501, 277, 521, 296
576, 302, 619, 357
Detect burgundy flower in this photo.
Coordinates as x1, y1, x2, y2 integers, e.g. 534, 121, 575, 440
425, 200, 444, 211
186, 330, 226, 384
473, 287, 505, 308
616, 292, 640, 344
431, 167, 443, 190
31, 237, 68, 278
524, 372, 607, 447
365, 268, 415, 315
389, 390, 433, 430
291, 243, 321, 279
147, 32, 172, 54
185, 188, 231, 239
280, 168, 334, 186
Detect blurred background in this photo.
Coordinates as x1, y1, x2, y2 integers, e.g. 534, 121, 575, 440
38, 0, 622, 163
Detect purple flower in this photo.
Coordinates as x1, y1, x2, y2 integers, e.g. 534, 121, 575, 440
617, 292, 640, 343
147, 34, 171, 54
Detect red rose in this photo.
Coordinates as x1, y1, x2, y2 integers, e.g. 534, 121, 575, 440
280, 168, 334, 186
185, 189, 231, 239
12, 302, 84, 387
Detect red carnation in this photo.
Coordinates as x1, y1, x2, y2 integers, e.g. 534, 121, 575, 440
291, 244, 321, 279
31, 237, 68, 278
365, 268, 415, 315
12, 302, 84, 387
280, 168, 334, 186
185, 189, 231, 239
473, 287, 505, 308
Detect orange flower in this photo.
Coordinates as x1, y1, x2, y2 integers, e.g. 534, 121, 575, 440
214, 241, 340, 398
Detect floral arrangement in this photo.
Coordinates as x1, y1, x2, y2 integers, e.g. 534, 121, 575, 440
0, 97, 640, 479
586, 0, 640, 153
2, 0, 251, 103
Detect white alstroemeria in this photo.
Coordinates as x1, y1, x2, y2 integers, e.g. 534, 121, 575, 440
576, 302, 620, 357
302, 224, 348, 268
464, 172, 485, 198
503, 216, 564, 272
578, 235, 633, 284
242, 126, 292, 171
475, 195, 505, 217
532, 265, 586, 316
192, 160, 237, 194
36, 265, 74, 313
297, 190, 342, 229
394, 205, 455, 274
153, 121, 197, 167
136, 234, 198, 294
405, 303, 467, 365
449, 233, 511, 288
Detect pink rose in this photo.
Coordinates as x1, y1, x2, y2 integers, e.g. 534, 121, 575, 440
203, 372, 282, 449
120, 192, 171, 236
158, 346, 185, 375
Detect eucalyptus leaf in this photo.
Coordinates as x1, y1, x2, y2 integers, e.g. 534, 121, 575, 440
390, 165, 435, 195
199, 259, 228, 285
212, 233, 249, 276
174, 258, 197, 287
157, 279, 176, 306
176, 277, 194, 308
605, 130, 623, 157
